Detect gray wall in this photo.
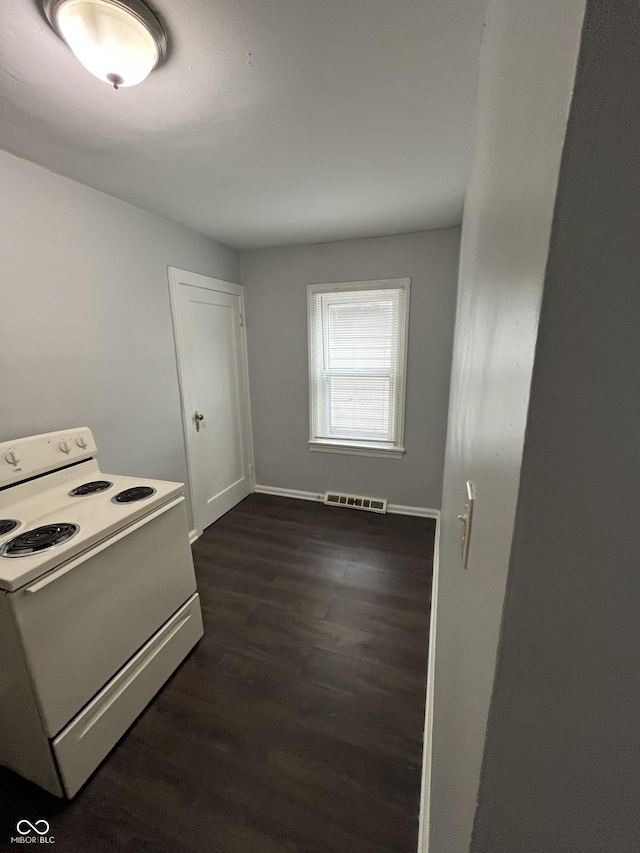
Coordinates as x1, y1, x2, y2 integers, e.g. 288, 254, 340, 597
241, 229, 460, 509
427, 1, 586, 851
0, 150, 240, 530
471, 3, 640, 849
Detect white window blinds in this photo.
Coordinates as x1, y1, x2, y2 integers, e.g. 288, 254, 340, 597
308, 280, 410, 454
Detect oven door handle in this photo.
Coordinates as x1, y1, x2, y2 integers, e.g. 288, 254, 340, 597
24, 496, 185, 594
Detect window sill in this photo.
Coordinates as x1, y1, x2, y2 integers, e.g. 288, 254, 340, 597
308, 440, 405, 459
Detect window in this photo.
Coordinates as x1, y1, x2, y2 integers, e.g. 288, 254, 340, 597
307, 278, 410, 458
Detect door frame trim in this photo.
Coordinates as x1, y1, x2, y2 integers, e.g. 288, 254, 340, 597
168, 267, 256, 538
418, 512, 441, 853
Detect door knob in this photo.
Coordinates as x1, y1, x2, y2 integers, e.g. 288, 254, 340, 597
195, 411, 205, 432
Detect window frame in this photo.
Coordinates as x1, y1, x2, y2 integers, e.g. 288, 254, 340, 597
307, 278, 411, 459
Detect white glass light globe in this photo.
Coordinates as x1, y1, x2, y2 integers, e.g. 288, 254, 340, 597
55, 0, 160, 88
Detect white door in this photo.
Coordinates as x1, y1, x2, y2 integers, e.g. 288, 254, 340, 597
169, 269, 254, 535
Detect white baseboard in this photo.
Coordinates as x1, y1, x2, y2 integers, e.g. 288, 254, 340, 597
254, 485, 323, 502
387, 503, 440, 520
189, 529, 200, 544
254, 485, 440, 520
418, 514, 441, 853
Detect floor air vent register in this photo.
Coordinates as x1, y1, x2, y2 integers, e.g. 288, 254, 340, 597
324, 492, 387, 514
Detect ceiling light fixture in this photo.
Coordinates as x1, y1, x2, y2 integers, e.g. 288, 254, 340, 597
42, 0, 167, 89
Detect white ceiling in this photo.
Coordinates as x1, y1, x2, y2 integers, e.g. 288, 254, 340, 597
0, 0, 486, 249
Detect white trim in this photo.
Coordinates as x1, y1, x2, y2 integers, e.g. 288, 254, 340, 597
189, 529, 200, 545
238, 289, 257, 493
418, 513, 441, 853
253, 486, 439, 519
168, 267, 255, 534
387, 504, 440, 519
308, 278, 411, 294
169, 266, 245, 297
307, 278, 411, 454
309, 440, 405, 459
254, 485, 323, 502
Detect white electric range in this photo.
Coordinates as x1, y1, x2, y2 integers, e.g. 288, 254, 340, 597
0, 428, 203, 798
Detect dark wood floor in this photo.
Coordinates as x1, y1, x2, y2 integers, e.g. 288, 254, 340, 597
0, 494, 434, 852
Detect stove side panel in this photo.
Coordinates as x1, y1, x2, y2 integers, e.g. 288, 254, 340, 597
0, 593, 63, 796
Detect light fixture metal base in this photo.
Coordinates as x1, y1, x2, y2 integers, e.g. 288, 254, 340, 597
41, 0, 168, 69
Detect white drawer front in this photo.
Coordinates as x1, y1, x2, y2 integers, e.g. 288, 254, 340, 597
8, 498, 197, 736
53, 593, 203, 798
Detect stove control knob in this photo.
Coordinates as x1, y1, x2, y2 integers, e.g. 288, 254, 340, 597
4, 449, 19, 466
59, 439, 72, 454
76, 436, 87, 449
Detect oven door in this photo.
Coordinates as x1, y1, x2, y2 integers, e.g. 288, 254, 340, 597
7, 497, 197, 737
